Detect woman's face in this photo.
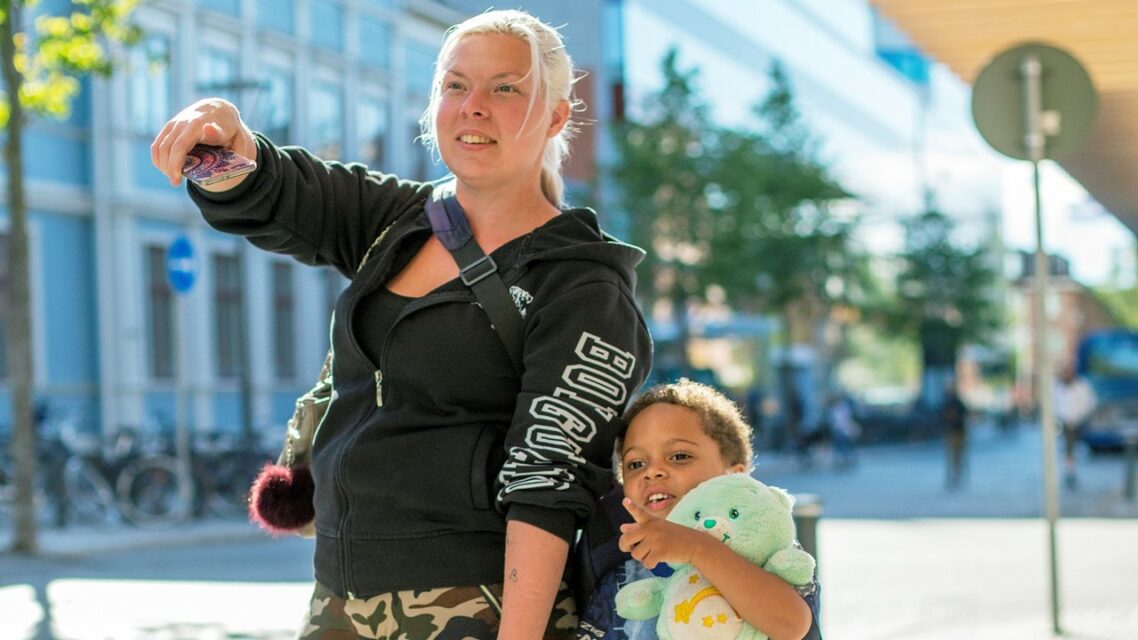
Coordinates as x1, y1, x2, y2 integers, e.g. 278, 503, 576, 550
435, 33, 567, 191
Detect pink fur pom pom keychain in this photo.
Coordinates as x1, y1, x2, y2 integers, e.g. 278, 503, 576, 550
248, 463, 316, 535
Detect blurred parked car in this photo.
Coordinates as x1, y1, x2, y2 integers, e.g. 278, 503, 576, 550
1076, 328, 1138, 454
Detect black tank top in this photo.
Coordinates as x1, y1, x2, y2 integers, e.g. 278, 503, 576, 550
354, 287, 415, 364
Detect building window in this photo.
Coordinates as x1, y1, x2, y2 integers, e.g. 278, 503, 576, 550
146, 245, 176, 379
213, 253, 244, 378
257, 0, 294, 34
272, 262, 297, 379
256, 65, 294, 144
195, 47, 239, 104
408, 119, 444, 181
310, 80, 344, 160
357, 95, 388, 167
310, 0, 344, 52
323, 268, 345, 330
128, 34, 172, 136
405, 42, 437, 95
358, 16, 392, 69
201, 0, 241, 17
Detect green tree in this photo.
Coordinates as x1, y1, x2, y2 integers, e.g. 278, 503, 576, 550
612, 48, 718, 374
889, 209, 1003, 408
614, 54, 863, 384
1093, 245, 1138, 328
1, 0, 140, 553
711, 62, 863, 351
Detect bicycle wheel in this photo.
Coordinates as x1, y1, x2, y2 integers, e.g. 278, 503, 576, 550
115, 455, 191, 527
62, 457, 119, 527
206, 450, 266, 517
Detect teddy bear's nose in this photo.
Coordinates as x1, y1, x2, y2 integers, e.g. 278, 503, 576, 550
703, 519, 717, 529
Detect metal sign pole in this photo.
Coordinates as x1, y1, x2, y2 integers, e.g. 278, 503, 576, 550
174, 295, 194, 522
1021, 52, 1062, 636
973, 41, 1095, 638
167, 236, 198, 522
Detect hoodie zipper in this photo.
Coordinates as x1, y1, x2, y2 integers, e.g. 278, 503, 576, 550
334, 407, 371, 599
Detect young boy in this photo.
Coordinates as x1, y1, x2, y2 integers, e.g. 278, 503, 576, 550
577, 379, 821, 640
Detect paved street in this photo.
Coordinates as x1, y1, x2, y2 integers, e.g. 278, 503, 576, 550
1, 421, 1136, 639
761, 421, 1138, 639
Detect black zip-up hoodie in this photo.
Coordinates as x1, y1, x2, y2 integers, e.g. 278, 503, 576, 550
191, 135, 653, 597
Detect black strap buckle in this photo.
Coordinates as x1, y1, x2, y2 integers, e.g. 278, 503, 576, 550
460, 255, 498, 286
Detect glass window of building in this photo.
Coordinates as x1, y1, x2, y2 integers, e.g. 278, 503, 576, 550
257, 0, 294, 34
271, 262, 297, 379
407, 113, 444, 181
128, 34, 172, 136
310, 80, 344, 160
201, 0, 240, 17
404, 42, 437, 96
146, 245, 176, 380
0, 232, 8, 378
310, 0, 344, 53
195, 48, 239, 104
213, 253, 244, 379
357, 16, 392, 69
357, 92, 388, 167
256, 65, 294, 144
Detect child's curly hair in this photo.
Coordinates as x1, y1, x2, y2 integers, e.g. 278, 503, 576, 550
617, 378, 754, 479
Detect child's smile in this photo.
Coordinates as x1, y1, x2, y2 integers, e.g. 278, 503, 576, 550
621, 403, 745, 518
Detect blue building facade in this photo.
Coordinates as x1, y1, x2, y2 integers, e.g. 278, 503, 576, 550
1, 0, 1013, 441
0, 0, 605, 440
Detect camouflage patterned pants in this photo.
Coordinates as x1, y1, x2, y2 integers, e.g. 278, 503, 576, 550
297, 580, 578, 640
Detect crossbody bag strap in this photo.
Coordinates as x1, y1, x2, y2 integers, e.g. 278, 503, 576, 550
425, 184, 524, 374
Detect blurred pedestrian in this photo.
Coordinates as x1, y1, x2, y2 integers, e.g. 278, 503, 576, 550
941, 381, 968, 490
794, 398, 828, 469
826, 391, 860, 469
1054, 365, 1097, 489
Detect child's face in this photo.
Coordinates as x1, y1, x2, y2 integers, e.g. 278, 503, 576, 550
620, 403, 746, 518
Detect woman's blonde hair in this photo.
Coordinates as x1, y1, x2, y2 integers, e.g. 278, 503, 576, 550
618, 378, 755, 481
418, 9, 581, 207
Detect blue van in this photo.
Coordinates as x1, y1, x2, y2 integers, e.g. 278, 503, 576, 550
1075, 329, 1138, 453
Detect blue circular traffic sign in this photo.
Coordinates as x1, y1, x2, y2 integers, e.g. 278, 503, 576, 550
166, 236, 197, 294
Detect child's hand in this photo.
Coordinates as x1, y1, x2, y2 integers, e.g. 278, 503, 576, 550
618, 498, 710, 570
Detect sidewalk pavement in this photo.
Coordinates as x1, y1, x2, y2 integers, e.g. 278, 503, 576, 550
0, 515, 263, 558
756, 420, 1138, 519
3, 420, 1137, 639
758, 420, 1138, 639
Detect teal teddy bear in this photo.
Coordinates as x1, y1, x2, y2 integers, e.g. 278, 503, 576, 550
614, 474, 815, 640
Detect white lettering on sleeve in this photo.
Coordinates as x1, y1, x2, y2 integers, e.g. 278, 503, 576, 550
500, 332, 637, 497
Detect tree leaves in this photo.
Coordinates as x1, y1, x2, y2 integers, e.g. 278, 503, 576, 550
613, 50, 863, 340
0, 0, 139, 128
888, 209, 1004, 361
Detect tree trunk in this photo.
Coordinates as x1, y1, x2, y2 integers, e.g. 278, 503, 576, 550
670, 276, 692, 375
918, 319, 959, 414
2, 1, 40, 554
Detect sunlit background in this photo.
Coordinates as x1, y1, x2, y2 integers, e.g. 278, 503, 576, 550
2, 1, 1137, 638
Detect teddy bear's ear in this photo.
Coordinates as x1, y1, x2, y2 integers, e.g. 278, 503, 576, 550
767, 484, 795, 509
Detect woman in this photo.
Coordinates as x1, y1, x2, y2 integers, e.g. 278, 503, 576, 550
151, 10, 652, 639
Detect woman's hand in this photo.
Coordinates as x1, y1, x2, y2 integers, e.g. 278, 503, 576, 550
150, 97, 258, 191
618, 498, 710, 570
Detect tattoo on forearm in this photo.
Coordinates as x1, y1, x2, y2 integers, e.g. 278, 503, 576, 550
509, 568, 519, 583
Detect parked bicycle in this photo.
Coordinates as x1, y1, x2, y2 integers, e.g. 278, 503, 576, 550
190, 429, 271, 518
59, 418, 191, 527
0, 406, 71, 529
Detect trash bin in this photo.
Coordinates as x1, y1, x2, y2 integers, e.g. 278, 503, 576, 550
793, 493, 822, 566
1123, 426, 1138, 502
